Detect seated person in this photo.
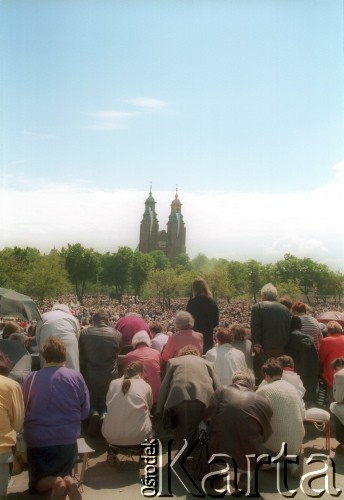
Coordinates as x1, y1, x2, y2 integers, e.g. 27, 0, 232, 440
258, 355, 306, 402
204, 369, 272, 474
22, 336, 89, 499
257, 358, 305, 462
161, 311, 203, 363
157, 345, 219, 449
102, 361, 153, 447
123, 331, 161, 406
115, 313, 152, 350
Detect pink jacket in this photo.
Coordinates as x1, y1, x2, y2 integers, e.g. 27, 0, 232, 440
123, 346, 161, 403
161, 329, 204, 363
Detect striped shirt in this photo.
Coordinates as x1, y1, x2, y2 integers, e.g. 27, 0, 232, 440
300, 315, 323, 351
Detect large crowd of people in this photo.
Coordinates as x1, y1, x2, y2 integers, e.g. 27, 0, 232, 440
0, 280, 344, 497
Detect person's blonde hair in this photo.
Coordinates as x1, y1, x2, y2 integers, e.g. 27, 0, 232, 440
327, 321, 343, 334
177, 345, 201, 357
192, 278, 212, 298
232, 369, 255, 390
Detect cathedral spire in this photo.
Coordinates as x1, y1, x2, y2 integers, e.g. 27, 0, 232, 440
139, 185, 159, 253
138, 186, 186, 264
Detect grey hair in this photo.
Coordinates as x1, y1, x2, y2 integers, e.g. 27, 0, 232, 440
261, 283, 278, 301
232, 369, 255, 390
175, 311, 194, 330
132, 330, 152, 348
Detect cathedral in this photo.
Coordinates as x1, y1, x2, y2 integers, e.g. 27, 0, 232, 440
139, 187, 186, 265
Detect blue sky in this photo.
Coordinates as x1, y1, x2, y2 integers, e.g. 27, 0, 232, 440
1, 1, 344, 270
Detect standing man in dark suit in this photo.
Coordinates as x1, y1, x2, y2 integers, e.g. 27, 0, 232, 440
79, 310, 122, 436
250, 283, 291, 382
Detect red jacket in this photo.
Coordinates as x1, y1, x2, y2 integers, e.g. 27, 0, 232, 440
319, 334, 344, 387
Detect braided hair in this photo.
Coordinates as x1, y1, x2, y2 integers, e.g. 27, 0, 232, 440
122, 361, 145, 395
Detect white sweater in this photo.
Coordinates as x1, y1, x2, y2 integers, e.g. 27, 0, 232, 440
259, 370, 306, 402
102, 376, 153, 446
257, 379, 305, 455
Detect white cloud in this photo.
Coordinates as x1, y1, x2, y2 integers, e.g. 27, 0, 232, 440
267, 236, 327, 256
1, 162, 344, 271
20, 131, 60, 140
89, 97, 168, 130
89, 111, 137, 130
126, 97, 167, 110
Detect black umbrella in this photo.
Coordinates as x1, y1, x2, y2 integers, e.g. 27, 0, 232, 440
0, 288, 42, 322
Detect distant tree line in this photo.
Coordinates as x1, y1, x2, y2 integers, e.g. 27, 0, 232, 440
0, 244, 343, 308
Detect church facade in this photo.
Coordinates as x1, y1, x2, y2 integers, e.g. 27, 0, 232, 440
139, 188, 186, 265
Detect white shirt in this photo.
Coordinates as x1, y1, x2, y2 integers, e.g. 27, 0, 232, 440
151, 332, 169, 354
206, 343, 247, 386
36, 309, 80, 371
102, 375, 153, 446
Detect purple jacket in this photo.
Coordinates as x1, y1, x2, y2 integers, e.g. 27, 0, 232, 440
22, 366, 90, 448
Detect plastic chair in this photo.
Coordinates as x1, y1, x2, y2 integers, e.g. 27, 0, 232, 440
107, 444, 142, 470
304, 408, 331, 454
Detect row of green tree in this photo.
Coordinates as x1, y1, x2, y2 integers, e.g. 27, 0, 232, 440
0, 245, 343, 307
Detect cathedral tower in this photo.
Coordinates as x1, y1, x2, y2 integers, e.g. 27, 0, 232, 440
166, 189, 186, 265
139, 186, 159, 253
138, 187, 186, 264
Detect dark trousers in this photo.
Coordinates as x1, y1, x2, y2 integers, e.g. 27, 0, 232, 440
171, 400, 205, 450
